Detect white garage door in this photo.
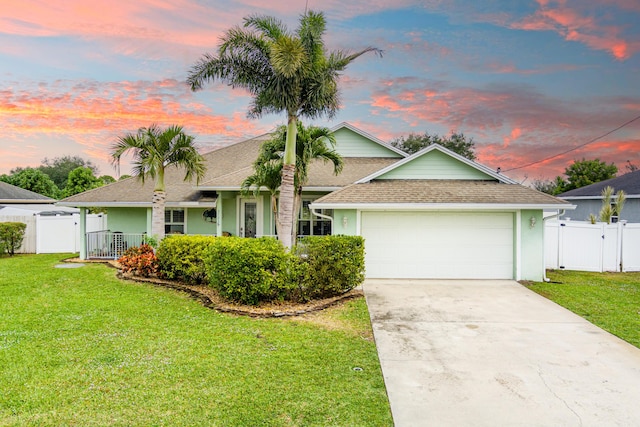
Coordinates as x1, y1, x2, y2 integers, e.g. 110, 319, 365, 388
361, 211, 514, 279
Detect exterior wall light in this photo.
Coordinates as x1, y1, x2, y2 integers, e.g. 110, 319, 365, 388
529, 216, 537, 228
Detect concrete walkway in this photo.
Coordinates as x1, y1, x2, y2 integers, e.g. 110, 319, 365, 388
364, 279, 640, 427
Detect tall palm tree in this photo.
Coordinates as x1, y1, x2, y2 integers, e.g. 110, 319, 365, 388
111, 125, 205, 240
242, 122, 343, 242
187, 10, 380, 248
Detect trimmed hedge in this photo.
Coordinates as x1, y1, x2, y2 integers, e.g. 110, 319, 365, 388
157, 235, 215, 284
154, 234, 366, 306
0, 222, 27, 256
204, 237, 300, 305
296, 235, 365, 299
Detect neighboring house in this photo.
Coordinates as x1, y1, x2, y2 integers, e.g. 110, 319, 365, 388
0, 180, 79, 218
1, 180, 56, 208
558, 170, 640, 222
59, 122, 572, 281
0, 181, 86, 253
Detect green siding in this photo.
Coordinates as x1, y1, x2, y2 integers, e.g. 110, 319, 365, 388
520, 209, 544, 281
379, 150, 493, 180
107, 208, 148, 234
333, 209, 358, 235
187, 208, 217, 235
220, 193, 237, 236
332, 127, 402, 158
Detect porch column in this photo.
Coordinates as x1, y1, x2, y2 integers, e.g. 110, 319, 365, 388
146, 208, 153, 236
216, 197, 222, 237
79, 207, 87, 260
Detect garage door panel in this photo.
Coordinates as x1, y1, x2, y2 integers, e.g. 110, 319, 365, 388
361, 211, 514, 279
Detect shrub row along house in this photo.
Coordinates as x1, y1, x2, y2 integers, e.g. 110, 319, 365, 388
59, 122, 572, 281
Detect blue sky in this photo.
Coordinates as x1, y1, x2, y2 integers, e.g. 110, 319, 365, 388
1, 0, 639, 183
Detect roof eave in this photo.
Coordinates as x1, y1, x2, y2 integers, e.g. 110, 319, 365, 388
57, 201, 217, 208
0, 199, 56, 204
561, 195, 640, 200
309, 202, 576, 211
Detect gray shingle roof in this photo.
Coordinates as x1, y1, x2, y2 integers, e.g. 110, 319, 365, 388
0, 181, 55, 203
559, 170, 640, 198
60, 134, 400, 205
312, 180, 573, 207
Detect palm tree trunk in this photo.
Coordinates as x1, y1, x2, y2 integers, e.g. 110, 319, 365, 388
152, 190, 166, 240
291, 189, 302, 245
278, 115, 298, 249
271, 194, 283, 239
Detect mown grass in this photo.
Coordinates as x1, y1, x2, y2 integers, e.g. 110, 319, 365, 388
526, 270, 640, 348
0, 254, 392, 426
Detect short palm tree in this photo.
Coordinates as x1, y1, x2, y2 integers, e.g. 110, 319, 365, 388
188, 10, 379, 248
242, 122, 343, 242
111, 125, 205, 240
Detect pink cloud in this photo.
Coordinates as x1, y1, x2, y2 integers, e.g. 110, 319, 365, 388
0, 78, 271, 175
511, 0, 638, 60
365, 76, 640, 180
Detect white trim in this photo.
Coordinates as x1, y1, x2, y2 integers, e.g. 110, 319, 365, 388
310, 202, 575, 211
330, 122, 408, 157
515, 210, 522, 280
355, 144, 517, 184
561, 195, 640, 200
57, 201, 217, 208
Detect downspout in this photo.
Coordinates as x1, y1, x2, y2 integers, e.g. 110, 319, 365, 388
311, 208, 334, 234
542, 209, 565, 282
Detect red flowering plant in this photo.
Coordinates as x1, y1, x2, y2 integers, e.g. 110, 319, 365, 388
117, 244, 159, 277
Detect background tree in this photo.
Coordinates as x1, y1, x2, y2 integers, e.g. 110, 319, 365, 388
242, 122, 343, 241
563, 158, 617, 192
62, 167, 103, 197
100, 175, 116, 185
532, 176, 567, 195
0, 168, 59, 198
188, 10, 379, 249
111, 125, 205, 240
39, 156, 98, 190
391, 131, 476, 159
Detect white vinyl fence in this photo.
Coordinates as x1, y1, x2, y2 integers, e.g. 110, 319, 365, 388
545, 220, 640, 272
2, 213, 107, 254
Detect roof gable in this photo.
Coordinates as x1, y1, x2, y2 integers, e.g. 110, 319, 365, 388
330, 123, 406, 158
357, 144, 516, 183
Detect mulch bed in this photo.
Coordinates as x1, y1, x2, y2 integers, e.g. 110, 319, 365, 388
64, 258, 363, 318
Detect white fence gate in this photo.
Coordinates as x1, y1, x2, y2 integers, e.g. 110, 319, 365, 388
545, 220, 640, 272
2, 213, 107, 254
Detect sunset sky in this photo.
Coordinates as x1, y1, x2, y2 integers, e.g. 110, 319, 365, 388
1, 0, 639, 183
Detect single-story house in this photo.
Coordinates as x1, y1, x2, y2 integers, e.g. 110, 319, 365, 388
0, 181, 86, 253
558, 170, 640, 222
59, 122, 572, 281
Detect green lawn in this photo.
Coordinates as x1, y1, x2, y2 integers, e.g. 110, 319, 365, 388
0, 254, 392, 426
526, 270, 640, 349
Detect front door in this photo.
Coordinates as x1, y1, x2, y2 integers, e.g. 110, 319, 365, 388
240, 199, 258, 238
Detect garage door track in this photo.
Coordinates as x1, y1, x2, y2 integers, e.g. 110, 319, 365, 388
364, 279, 640, 426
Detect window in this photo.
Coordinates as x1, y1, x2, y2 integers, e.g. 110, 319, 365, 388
165, 209, 185, 234
297, 200, 332, 236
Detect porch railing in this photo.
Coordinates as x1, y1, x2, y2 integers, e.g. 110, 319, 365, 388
86, 231, 146, 260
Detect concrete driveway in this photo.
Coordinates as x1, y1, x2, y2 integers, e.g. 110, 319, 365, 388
364, 279, 640, 427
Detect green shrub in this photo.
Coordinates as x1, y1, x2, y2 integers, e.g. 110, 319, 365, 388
296, 235, 365, 299
156, 235, 215, 284
205, 237, 299, 305
0, 222, 27, 256
117, 244, 158, 277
